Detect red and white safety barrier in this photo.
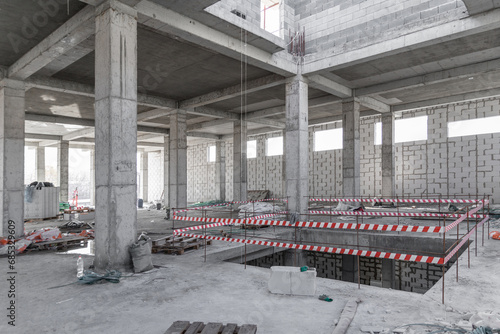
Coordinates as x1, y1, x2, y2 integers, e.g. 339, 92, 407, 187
444, 215, 489, 263
173, 223, 445, 264
308, 210, 485, 219
309, 198, 488, 204
444, 204, 484, 232
294, 221, 445, 233
173, 198, 288, 214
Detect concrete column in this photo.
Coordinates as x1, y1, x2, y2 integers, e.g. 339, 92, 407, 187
36, 147, 45, 181
90, 149, 95, 206
342, 98, 361, 197
285, 76, 308, 214
163, 136, 169, 207
381, 258, 396, 289
215, 140, 226, 201
169, 110, 187, 208
0, 79, 25, 238
58, 140, 69, 203
341, 254, 359, 282
94, 1, 137, 271
382, 113, 395, 198
233, 120, 247, 202
140, 152, 148, 202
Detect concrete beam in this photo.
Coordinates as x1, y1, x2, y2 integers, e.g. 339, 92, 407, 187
189, 106, 239, 120
307, 75, 352, 98
462, 0, 500, 15
247, 106, 285, 119
25, 133, 62, 141
26, 75, 177, 109
137, 108, 175, 121
179, 74, 286, 109
136, 1, 296, 76
137, 133, 161, 141
187, 119, 232, 131
304, 8, 500, 74
8, 6, 95, 80
356, 58, 500, 96
79, 0, 144, 7
247, 118, 285, 129
393, 88, 500, 112
186, 132, 222, 140
62, 127, 95, 141
357, 96, 390, 113
25, 113, 169, 134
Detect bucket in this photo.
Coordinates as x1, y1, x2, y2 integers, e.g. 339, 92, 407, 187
138, 198, 143, 208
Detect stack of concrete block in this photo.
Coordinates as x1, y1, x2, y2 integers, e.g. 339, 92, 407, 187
24, 186, 60, 219
268, 266, 316, 296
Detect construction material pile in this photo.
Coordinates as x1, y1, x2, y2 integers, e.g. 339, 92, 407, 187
238, 202, 284, 218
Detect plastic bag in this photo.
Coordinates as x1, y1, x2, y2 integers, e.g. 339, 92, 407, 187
129, 234, 153, 273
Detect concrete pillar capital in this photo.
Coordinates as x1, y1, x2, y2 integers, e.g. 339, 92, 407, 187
0, 78, 24, 90
286, 74, 309, 85
95, 0, 137, 18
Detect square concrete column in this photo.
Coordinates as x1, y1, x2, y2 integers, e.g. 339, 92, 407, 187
163, 135, 169, 207
58, 140, 69, 202
94, 1, 138, 271
0, 79, 25, 238
169, 110, 187, 209
215, 140, 226, 201
90, 148, 95, 207
381, 258, 396, 289
341, 254, 358, 282
140, 152, 148, 202
233, 120, 247, 202
36, 147, 45, 181
342, 98, 361, 197
285, 76, 308, 214
382, 112, 395, 198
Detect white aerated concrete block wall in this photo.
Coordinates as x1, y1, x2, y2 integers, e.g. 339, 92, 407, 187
295, 0, 467, 56
268, 266, 316, 296
185, 97, 500, 204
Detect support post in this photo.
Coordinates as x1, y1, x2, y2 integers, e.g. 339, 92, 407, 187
94, 0, 138, 271
169, 110, 187, 208
233, 120, 247, 202
90, 148, 95, 206
0, 79, 25, 238
215, 140, 226, 201
163, 135, 169, 208
36, 147, 46, 181
141, 152, 148, 203
285, 76, 309, 214
342, 98, 360, 198
381, 112, 395, 198
58, 140, 69, 203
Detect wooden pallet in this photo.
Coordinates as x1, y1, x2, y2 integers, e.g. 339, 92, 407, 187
152, 236, 212, 255
24, 215, 61, 223
165, 321, 257, 334
26, 236, 91, 252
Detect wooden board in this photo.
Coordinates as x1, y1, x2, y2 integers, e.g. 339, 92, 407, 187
152, 238, 212, 255
26, 236, 91, 252
165, 321, 256, 334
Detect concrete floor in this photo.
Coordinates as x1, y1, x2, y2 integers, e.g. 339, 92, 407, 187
1, 210, 500, 333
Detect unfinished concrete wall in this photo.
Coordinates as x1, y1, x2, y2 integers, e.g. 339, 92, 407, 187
295, 0, 467, 55
147, 151, 164, 202
187, 142, 217, 203
360, 117, 382, 197
309, 122, 343, 198
390, 97, 500, 203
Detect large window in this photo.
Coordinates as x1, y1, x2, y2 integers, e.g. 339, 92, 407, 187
314, 128, 343, 151
448, 115, 500, 138
395, 116, 428, 143
207, 145, 216, 162
261, 0, 280, 36
266, 136, 283, 156
247, 140, 257, 159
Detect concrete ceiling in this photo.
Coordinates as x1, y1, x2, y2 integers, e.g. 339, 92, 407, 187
2, 0, 500, 148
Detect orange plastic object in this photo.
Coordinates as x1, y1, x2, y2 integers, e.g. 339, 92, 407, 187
490, 231, 500, 240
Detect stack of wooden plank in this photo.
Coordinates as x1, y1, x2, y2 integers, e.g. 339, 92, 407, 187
165, 321, 257, 334
152, 235, 212, 255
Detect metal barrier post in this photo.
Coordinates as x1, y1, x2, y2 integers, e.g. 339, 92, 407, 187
467, 207, 470, 268
456, 221, 459, 282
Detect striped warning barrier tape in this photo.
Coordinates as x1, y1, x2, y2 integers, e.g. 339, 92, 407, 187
294, 221, 445, 233
173, 214, 446, 233
444, 215, 489, 264
248, 212, 288, 220
444, 204, 484, 232
173, 198, 288, 214
309, 198, 488, 204
173, 223, 445, 264
308, 210, 486, 219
